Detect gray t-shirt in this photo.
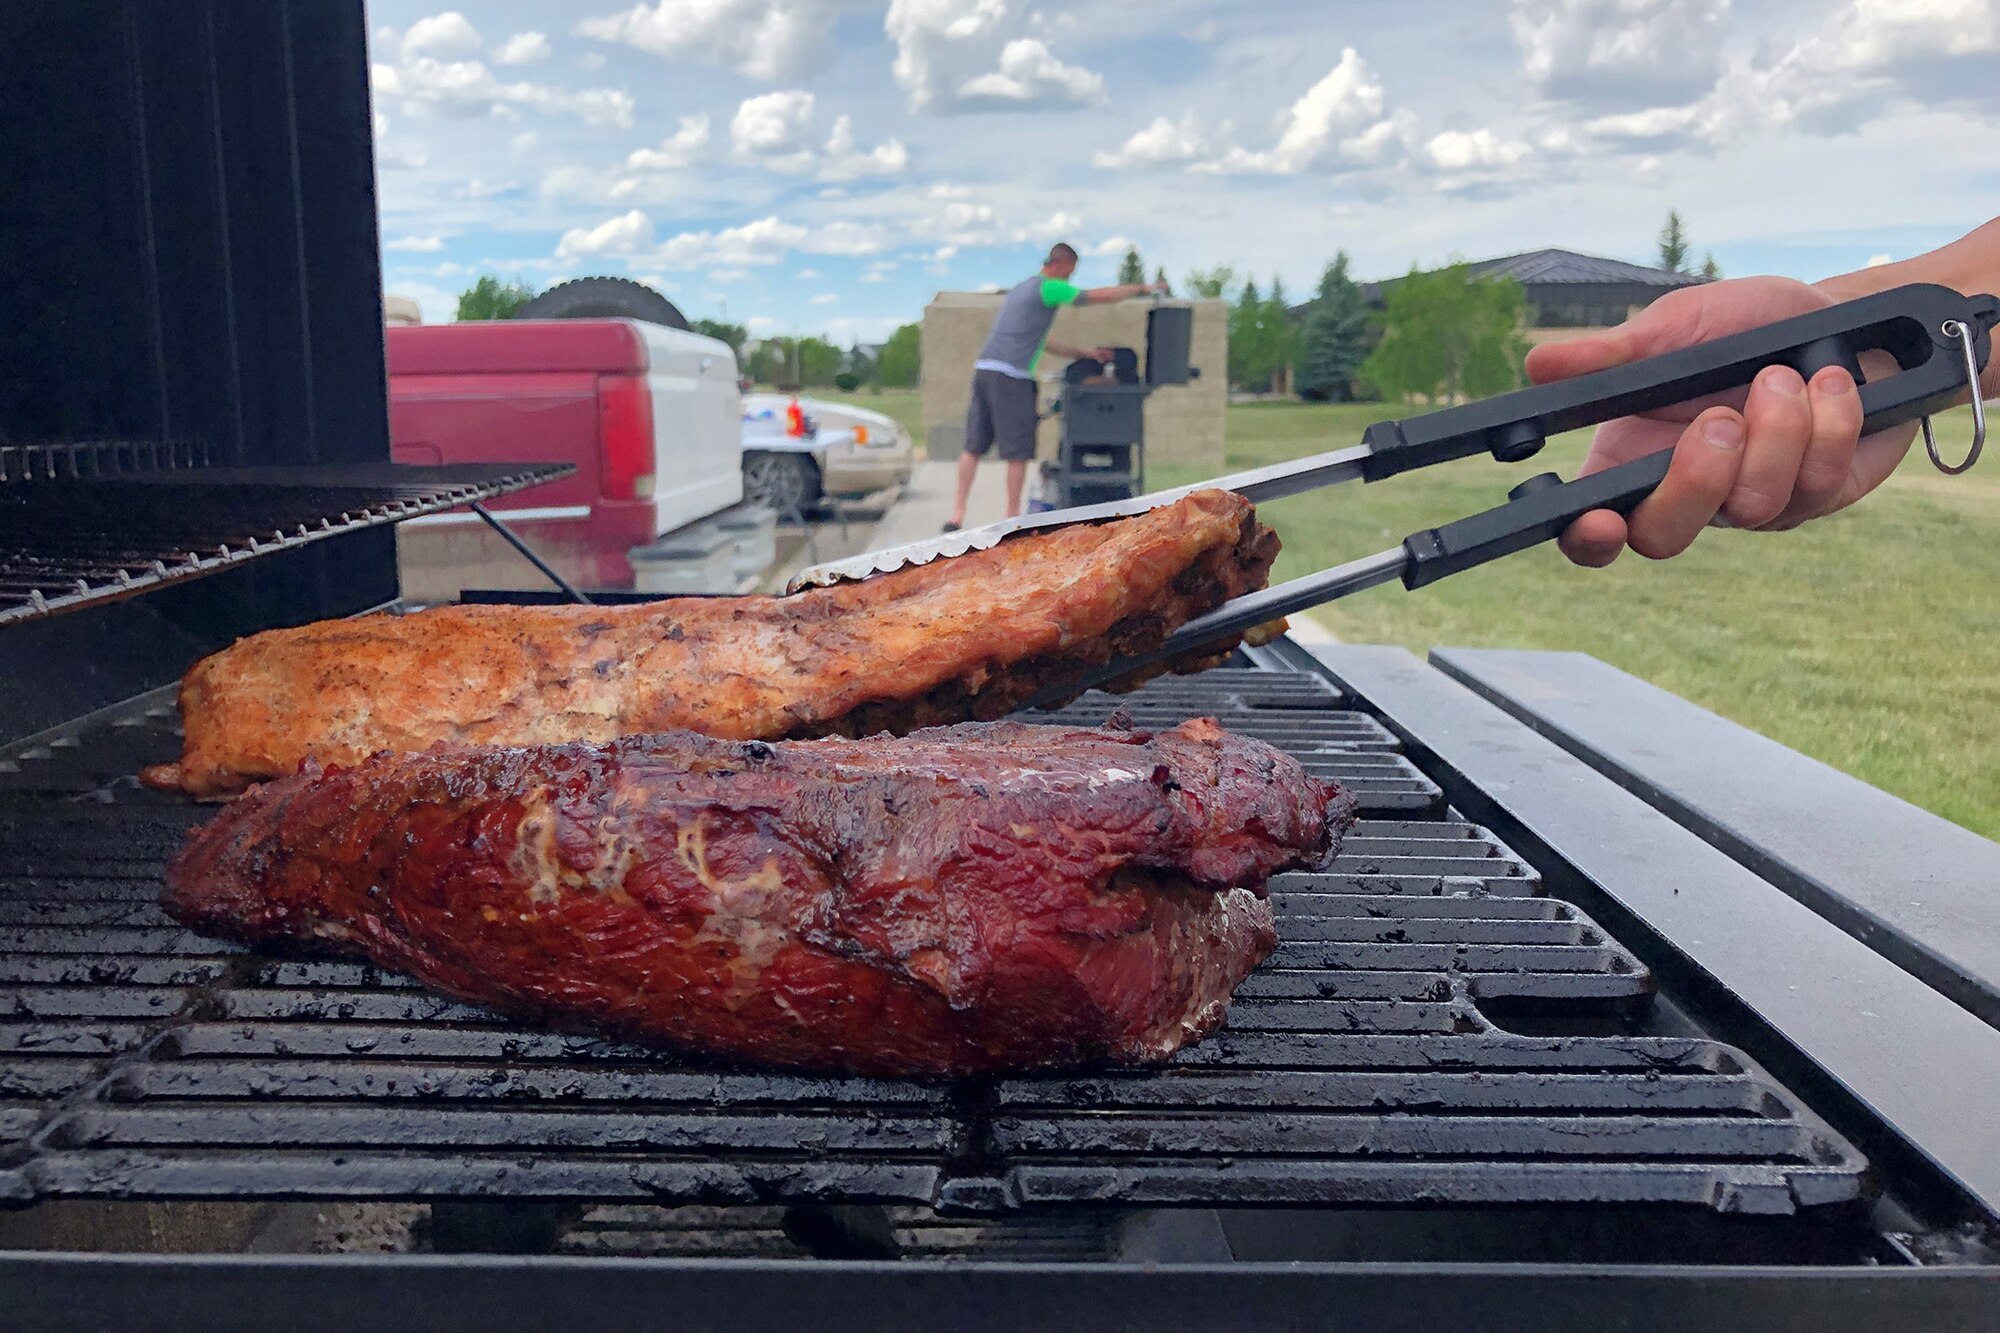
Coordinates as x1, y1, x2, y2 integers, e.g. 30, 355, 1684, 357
975, 274, 1084, 377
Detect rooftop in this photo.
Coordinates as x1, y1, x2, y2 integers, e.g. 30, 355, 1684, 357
1353, 247, 1708, 306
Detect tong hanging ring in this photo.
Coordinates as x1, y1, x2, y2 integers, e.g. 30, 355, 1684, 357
1920, 319, 1986, 475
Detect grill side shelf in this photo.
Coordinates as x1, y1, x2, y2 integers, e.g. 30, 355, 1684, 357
0, 666, 1868, 1216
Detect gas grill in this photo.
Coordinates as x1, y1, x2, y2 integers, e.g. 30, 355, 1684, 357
0, 669, 1866, 1222
3, 656, 2000, 1327
4, 1, 1999, 1327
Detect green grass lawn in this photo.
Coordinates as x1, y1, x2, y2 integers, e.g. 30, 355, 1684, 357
813, 387, 925, 441
1153, 401, 2000, 839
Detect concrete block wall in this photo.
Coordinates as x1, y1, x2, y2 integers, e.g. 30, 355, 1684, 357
920, 293, 1228, 469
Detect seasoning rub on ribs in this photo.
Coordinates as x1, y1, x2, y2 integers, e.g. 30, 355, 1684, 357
140, 490, 1277, 798
165, 718, 1349, 1077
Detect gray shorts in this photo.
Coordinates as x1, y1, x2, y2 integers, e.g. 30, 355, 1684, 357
964, 368, 1038, 462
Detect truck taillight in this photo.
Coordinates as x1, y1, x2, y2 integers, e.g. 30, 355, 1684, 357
598, 372, 655, 501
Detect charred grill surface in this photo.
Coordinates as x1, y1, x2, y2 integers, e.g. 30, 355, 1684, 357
162, 720, 1340, 1077
0, 668, 1870, 1217
141, 491, 1278, 798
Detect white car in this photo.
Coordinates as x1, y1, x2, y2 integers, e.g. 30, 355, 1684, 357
741, 393, 915, 513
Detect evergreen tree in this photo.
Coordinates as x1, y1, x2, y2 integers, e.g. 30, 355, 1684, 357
1657, 210, 1692, 274
1228, 279, 1264, 389
1117, 245, 1146, 284
1264, 275, 1300, 392
1296, 252, 1373, 402
1699, 252, 1722, 281
1153, 265, 1169, 292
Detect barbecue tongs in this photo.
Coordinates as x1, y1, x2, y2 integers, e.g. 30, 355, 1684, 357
794, 284, 1997, 689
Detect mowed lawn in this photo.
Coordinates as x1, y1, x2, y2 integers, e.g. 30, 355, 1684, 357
1153, 400, 2000, 840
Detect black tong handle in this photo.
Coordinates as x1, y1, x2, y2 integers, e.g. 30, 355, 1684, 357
1403, 454, 1670, 588
1363, 283, 1998, 481
1402, 285, 1997, 589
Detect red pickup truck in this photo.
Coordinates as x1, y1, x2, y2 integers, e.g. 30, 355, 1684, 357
387, 317, 742, 596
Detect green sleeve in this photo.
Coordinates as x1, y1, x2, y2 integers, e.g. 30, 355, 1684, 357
1040, 277, 1083, 307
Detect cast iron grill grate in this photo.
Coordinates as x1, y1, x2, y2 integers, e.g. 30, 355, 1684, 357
0, 668, 1868, 1215
0, 461, 574, 627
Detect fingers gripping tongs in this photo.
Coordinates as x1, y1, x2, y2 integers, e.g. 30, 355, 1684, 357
793, 284, 1996, 688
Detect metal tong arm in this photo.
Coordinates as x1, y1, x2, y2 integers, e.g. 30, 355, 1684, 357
1208, 283, 1997, 505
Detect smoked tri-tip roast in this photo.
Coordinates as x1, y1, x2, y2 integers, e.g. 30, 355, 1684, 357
166, 718, 1350, 1076
143, 490, 1277, 798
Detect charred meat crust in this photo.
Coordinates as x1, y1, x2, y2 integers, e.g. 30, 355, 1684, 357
164, 719, 1349, 1077
790, 509, 1279, 738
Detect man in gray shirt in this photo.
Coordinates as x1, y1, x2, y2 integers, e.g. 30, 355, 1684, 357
946, 242, 1165, 530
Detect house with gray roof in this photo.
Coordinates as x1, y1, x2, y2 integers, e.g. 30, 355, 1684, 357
1361, 247, 1708, 336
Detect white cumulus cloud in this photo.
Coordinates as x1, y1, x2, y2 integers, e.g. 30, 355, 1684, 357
1198, 49, 1405, 174
1510, 0, 1730, 111
579, 217, 894, 272
1093, 113, 1211, 169
556, 209, 655, 258
731, 89, 819, 172
402, 11, 482, 59
493, 31, 552, 65
372, 53, 633, 127
372, 112, 429, 170
957, 39, 1105, 107
577, 0, 838, 82
730, 91, 908, 180
819, 115, 910, 181
1423, 128, 1532, 171
809, 292, 839, 304
627, 114, 711, 170
386, 234, 446, 252
886, 0, 1106, 113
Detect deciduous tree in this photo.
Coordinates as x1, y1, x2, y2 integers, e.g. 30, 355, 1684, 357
1361, 264, 1528, 403
455, 276, 537, 321
876, 322, 921, 387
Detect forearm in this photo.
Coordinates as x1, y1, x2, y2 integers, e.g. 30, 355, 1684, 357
1816, 217, 2000, 396
1077, 282, 1153, 305
1045, 340, 1094, 362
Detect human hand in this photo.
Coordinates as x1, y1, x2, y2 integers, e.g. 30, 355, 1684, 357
1091, 345, 1119, 363
1151, 279, 1172, 296
1524, 276, 1916, 566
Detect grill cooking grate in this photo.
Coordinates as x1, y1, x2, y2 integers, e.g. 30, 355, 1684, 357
0, 461, 573, 626
0, 668, 1868, 1216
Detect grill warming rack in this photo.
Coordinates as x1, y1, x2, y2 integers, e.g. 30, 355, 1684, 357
0, 459, 575, 627
0, 669, 1868, 1218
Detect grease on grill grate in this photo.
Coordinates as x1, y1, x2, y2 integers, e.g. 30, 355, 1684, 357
0, 669, 1867, 1216
0, 460, 573, 626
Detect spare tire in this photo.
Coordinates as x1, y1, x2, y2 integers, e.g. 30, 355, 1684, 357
515, 276, 691, 330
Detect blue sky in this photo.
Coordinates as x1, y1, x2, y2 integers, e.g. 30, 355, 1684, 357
369, 0, 2000, 341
